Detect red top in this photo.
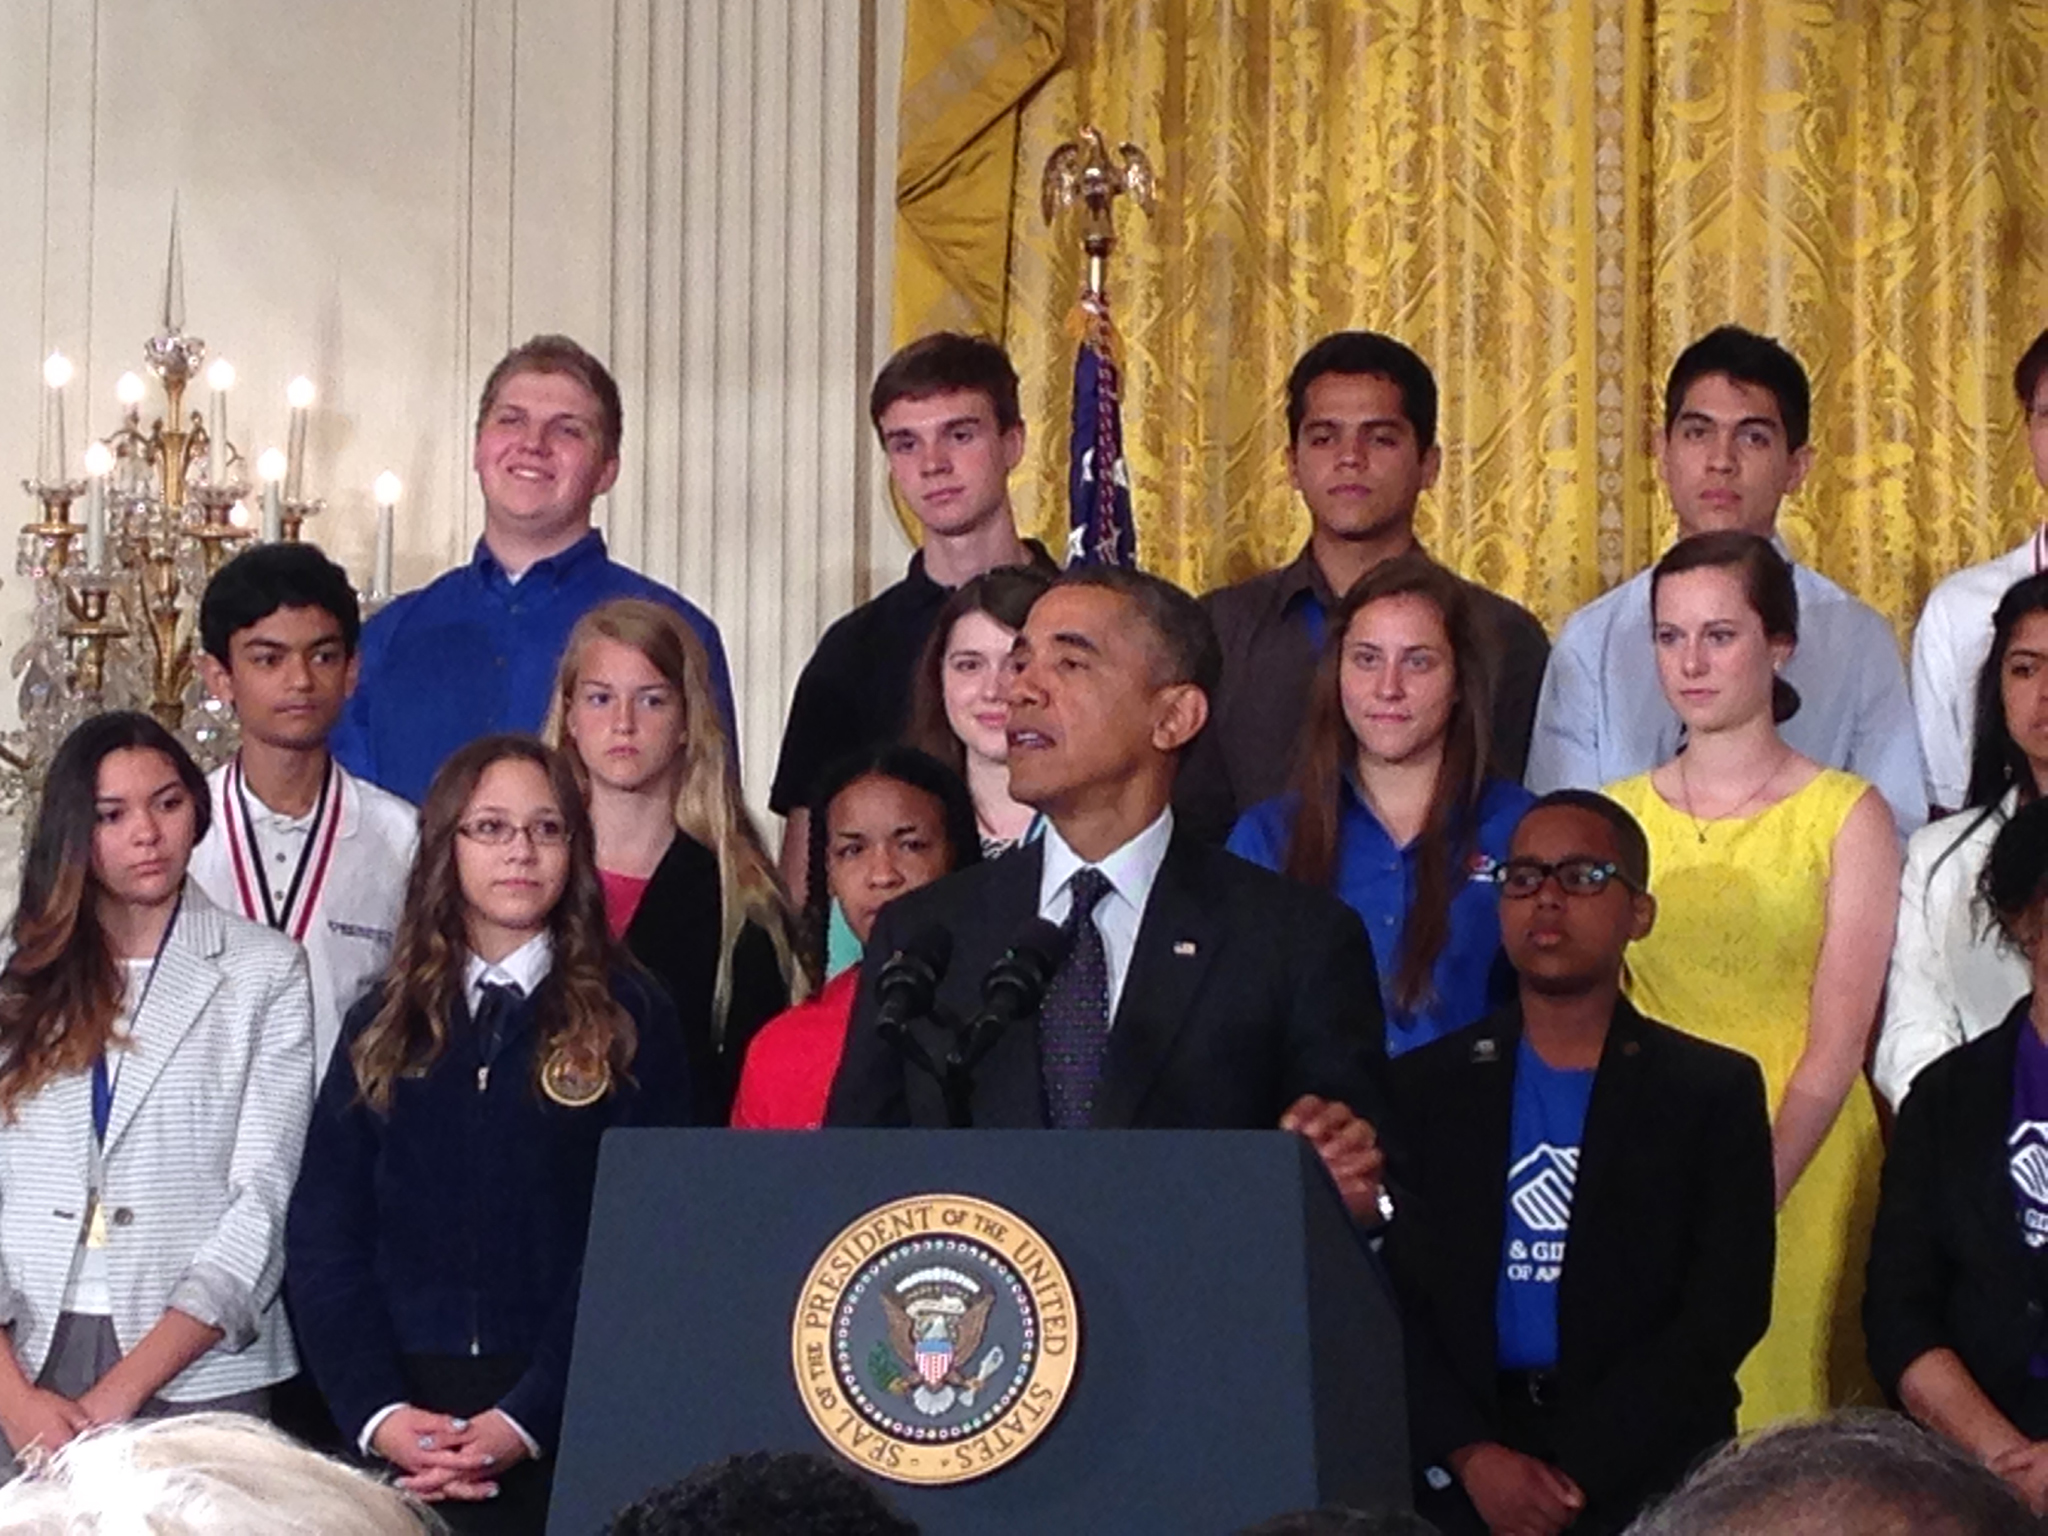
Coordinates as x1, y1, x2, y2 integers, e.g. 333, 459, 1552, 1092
730, 967, 861, 1130
597, 869, 652, 941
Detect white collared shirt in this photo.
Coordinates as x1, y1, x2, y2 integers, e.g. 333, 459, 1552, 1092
1909, 527, 2047, 811
190, 758, 417, 1083
1036, 808, 1175, 1022
463, 931, 555, 1015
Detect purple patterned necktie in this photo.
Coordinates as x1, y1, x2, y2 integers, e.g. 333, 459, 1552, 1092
1039, 866, 1114, 1129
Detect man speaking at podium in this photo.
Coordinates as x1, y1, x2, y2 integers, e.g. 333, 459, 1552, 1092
825, 566, 1389, 1219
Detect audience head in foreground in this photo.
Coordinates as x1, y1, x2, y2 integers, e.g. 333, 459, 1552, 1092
606, 1450, 919, 1536
1622, 1411, 2045, 1534
0, 1412, 437, 1534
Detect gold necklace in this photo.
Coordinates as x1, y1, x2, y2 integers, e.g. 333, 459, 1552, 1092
1678, 747, 1790, 844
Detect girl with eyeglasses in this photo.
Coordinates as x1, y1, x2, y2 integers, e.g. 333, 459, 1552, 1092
0, 712, 314, 1466
1227, 553, 1532, 1054
542, 599, 803, 1124
1605, 531, 1899, 1428
286, 735, 690, 1534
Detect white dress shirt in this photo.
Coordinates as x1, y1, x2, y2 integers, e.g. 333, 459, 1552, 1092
1036, 808, 1175, 1023
1909, 527, 2046, 811
190, 758, 417, 1084
1526, 552, 1927, 836
60, 959, 151, 1317
463, 932, 555, 1013
1874, 791, 2031, 1110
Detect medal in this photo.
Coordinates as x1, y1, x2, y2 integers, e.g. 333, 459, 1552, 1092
540, 1047, 611, 1108
223, 758, 344, 943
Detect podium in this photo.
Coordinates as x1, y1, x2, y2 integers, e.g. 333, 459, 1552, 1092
548, 1130, 1409, 1535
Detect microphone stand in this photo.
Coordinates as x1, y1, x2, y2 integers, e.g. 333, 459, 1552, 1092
879, 1007, 979, 1129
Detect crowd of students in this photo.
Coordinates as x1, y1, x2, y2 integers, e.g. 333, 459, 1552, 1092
0, 318, 2043, 1536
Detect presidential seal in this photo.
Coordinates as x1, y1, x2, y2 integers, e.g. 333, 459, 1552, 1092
791, 1193, 1079, 1486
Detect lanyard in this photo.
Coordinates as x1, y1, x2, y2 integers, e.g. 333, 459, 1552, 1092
91, 888, 181, 1145
223, 757, 343, 943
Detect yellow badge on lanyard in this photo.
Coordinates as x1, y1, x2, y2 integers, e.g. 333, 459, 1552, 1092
84, 1195, 108, 1250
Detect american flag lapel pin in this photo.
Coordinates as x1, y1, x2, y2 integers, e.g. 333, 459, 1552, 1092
1172, 940, 1198, 957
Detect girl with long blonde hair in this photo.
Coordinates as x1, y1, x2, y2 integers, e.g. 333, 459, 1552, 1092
543, 599, 803, 1120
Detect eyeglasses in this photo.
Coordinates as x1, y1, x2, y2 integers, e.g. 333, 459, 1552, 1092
457, 814, 570, 848
1486, 858, 1634, 899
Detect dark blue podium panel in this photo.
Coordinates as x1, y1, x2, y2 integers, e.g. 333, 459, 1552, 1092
549, 1130, 1407, 1535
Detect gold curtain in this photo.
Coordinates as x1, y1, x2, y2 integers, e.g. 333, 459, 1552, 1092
894, 0, 2048, 632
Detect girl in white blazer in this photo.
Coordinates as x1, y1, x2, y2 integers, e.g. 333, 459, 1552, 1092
0, 712, 314, 1464
1879, 574, 2048, 1109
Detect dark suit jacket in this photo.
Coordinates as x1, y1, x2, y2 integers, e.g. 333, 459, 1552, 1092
1866, 1004, 2048, 1437
823, 831, 1387, 1130
624, 832, 790, 1123
1385, 1000, 1774, 1533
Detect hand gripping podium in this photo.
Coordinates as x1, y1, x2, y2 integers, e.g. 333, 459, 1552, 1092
548, 1130, 1409, 1535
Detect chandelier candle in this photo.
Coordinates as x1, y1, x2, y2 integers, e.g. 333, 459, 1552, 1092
371, 471, 399, 600
257, 448, 286, 542
284, 376, 314, 500
39, 353, 72, 488
82, 442, 112, 570
205, 358, 235, 485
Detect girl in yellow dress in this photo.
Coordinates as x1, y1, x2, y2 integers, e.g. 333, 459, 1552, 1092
1605, 532, 1899, 1428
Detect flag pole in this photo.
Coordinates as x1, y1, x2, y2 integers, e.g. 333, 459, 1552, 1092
1041, 127, 1155, 567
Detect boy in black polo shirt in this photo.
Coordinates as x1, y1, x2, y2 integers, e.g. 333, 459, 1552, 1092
770, 333, 1053, 898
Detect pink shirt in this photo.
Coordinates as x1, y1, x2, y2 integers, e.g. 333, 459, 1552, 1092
597, 869, 652, 941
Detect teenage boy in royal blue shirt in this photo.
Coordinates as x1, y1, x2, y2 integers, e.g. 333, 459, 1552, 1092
331, 335, 733, 803
1386, 792, 1774, 1536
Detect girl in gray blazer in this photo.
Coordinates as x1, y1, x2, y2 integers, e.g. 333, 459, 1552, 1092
0, 713, 315, 1464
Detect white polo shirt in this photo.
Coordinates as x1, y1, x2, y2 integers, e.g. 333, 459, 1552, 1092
190, 756, 418, 1083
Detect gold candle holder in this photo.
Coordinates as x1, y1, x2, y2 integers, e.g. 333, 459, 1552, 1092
61, 582, 129, 697
186, 481, 254, 578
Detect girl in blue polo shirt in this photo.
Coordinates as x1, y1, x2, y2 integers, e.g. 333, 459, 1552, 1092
1229, 552, 1532, 1053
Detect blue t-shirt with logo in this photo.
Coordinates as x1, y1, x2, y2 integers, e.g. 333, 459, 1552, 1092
2008, 1022, 2048, 1375
1496, 1038, 1597, 1372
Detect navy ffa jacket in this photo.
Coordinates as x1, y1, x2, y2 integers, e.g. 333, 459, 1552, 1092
1385, 1000, 1775, 1534
285, 965, 691, 1451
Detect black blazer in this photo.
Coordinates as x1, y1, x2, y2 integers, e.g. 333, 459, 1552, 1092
624, 832, 789, 1123
823, 831, 1387, 1129
1385, 1000, 1774, 1533
1866, 1003, 2048, 1436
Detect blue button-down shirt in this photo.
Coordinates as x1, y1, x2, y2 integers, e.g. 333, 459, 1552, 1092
1227, 776, 1532, 1054
1524, 557, 1925, 836
331, 531, 733, 803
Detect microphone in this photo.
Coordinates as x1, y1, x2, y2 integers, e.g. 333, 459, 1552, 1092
959, 918, 1074, 1069
876, 925, 953, 1031
875, 926, 953, 1085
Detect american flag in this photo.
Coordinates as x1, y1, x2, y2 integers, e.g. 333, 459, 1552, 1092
1066, 315, 1136, 568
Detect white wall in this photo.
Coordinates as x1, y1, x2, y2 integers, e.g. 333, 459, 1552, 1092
0, 0, 908, 824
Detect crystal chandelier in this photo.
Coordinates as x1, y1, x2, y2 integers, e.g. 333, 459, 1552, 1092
7, 214, 344, 811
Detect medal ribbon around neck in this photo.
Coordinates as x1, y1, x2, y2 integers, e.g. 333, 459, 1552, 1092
223, 757, 345, 944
